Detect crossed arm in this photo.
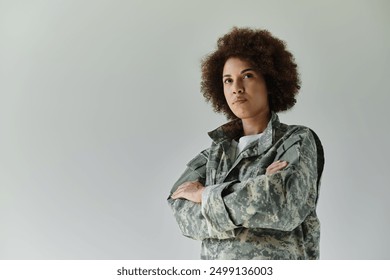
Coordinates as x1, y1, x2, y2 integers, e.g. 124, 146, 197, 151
171, 160, 288, 203
168, 129, 318, 240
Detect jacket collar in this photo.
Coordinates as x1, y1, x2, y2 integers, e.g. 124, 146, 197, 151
208, 111, 280, 144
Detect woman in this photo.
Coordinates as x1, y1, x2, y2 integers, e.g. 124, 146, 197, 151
168, 27, 324, 260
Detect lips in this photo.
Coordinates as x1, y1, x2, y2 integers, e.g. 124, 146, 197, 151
233, 98, 247, 104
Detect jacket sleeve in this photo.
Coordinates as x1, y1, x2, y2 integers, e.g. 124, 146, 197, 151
201, 128, 320, 233
167, 149, 237, 240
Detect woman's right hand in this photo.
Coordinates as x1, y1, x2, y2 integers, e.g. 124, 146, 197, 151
171, 181, 205, 203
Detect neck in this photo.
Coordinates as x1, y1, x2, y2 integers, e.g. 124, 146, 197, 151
242, 111, 271, 136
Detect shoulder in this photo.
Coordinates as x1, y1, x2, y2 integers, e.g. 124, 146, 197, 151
285, 124, 314, 136
275, 123, 324, 158
279, 123, 322, 143
284, 124, 324, 154
280, 123, 325, 176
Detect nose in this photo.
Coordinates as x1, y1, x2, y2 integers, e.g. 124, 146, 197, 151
232, 80, 244, 94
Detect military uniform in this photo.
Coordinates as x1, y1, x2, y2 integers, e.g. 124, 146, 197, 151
168, 113, 324, 259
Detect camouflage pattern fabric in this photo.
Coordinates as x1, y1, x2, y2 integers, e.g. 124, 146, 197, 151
168, 112, 325, 259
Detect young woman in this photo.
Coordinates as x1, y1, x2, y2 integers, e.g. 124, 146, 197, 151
168, 27, 324, 260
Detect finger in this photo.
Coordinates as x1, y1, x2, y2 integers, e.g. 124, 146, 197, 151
176, 181, 198, 191
273, 160, 287, 166
273, 162, 288, 171
171, 191, 184, 199
266, 161, 288, 174
172, 189, 191, 200
172, 181, 202, 199
176, 182, 190, 191
172, 184, 194, 198
279, 161, 288, 168
174, 182, 194, 195
172, 187, 185, 198
274, 162, 287, 170
270, 161, 288, 168
172, 189, 184, 198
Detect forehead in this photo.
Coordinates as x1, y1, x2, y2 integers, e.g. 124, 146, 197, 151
223, 57, 253, 74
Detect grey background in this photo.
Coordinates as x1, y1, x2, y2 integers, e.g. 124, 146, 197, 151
0, 0, 389, 259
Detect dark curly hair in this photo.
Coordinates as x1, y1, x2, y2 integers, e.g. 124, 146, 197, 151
201, 27, 301, 120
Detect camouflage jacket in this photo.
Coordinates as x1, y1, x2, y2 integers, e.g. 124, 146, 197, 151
168, 113, 324, 259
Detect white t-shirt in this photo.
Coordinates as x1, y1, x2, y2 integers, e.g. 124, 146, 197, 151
231, 133, 264, 159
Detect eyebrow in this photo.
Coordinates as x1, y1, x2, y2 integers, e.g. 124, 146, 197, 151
223, 68, 255, 77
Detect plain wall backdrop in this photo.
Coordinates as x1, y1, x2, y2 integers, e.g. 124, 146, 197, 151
0, 0, 389, 259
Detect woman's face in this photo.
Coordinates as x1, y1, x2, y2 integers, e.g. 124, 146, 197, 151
222, 57, 269, 120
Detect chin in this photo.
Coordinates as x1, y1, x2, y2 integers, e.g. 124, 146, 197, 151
231, 110, 248, 119
234, 112, 254, 120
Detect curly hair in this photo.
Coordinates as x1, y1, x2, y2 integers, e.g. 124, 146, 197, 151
201, 27, 301, 120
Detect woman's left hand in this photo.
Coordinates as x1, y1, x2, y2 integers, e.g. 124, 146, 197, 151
171, 181, 205, 203
266, 160, 288, 175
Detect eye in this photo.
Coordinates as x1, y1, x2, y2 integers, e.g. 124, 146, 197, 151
223, 78, 233, 84
243, 73, 254, 79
